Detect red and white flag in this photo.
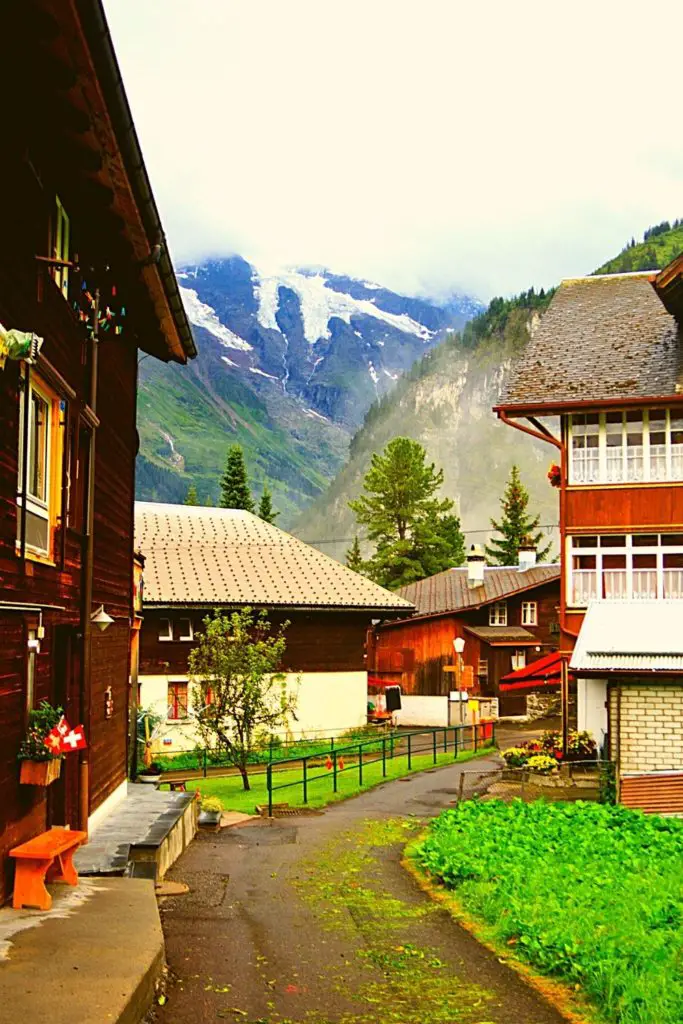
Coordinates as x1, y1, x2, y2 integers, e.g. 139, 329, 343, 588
61, 725, 87, 752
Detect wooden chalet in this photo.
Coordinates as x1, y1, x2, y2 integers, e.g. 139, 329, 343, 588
0, 0, 194, 903
368, 546, 561, 717
134, 503, 413, 751
496, 261, 683, 812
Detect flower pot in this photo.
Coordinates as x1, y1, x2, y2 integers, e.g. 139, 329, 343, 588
20, 758, 61, 786
199, 809, 221, 826
138, 772, 161, 786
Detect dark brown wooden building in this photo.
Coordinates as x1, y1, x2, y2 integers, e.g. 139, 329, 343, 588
135, 503, 413, 753
0, 0, 194, 903
369, 549, 560, 716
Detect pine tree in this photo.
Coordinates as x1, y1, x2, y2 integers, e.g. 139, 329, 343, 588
485, 465, 551, 566
257, 483, 279, 524
346, 536, 364, 573
183, 484, 199, 506
349, 437, 464, 589
220, 445, 255, 512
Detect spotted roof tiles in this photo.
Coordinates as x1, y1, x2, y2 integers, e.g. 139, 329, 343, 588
135, 502, 414, 611
397, 564, 560, 617
500, 273, 683, 409
465, 625, 537, 644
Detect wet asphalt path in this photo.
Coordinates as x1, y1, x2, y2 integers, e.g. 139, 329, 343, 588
149, 754, 569, 1024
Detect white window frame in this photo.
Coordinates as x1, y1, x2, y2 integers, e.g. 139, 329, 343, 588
568, 409, 683, 485
158, 618, 173, 642
567, 533, 683, 606
511, 649, 527, 672
177, 617, 194, 642
521, 601, 538, 626
17, 376, 55, 557
489, 601, 508, 626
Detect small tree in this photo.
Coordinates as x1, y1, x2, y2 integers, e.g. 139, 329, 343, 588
485, 465, 551, 565
188, 608, 295, 790
346, 535, 364, 573
220, 444, 255, 512
258, 483, 279, 524
184, 483, 200, 506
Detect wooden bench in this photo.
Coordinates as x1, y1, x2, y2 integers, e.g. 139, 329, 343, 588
10, 827, 87, 911
168, 778, 189, 792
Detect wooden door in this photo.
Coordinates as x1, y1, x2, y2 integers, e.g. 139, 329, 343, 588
48, 626, 81, 829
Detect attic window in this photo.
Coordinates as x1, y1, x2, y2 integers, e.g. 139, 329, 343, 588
158, 618, 173, 642
177, 618, 193, 642
489, 601, 507, 626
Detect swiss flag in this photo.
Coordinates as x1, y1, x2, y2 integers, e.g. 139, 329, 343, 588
61, 725, 87, 752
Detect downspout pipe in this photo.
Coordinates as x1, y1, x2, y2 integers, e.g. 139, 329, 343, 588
79, 289, 100, 835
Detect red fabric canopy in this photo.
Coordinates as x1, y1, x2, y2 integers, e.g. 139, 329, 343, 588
499, 651, 568, 692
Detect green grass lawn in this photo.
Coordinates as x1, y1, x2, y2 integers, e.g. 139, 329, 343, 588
176, 746, 492, 814
413, 800, 683, 1024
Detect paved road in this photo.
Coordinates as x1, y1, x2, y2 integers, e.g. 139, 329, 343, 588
150, 754, 568, 1024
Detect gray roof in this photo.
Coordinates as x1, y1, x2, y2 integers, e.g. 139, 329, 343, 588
500, 273, 683, 410
570, 600, 683, 673
397, 564, 560, 617
135, 502, 414, 612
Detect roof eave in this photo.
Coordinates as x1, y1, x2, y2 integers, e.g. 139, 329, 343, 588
495, 394, 683, 416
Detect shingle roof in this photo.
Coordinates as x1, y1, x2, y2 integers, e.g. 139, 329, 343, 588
465, 625, 537, 644
397, 564, 560, 617
135, 502, 414, 611
499, 273, 683, 410
570, 600, 683, 673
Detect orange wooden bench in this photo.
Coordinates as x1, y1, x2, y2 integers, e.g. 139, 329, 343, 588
10, 827, 87, 910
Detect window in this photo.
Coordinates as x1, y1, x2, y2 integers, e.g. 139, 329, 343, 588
177, 618, 193, 642
16, 375, 63, 559
568, 409, 683, 484
511, 649, 527, 672
521, 601, 537, 626
489, 601, 507, 626
50, 196, 70, 299
568, 533, 683, 605
158, 618, 173, 642
477, 659, 488, 678
167, 681, 188, 720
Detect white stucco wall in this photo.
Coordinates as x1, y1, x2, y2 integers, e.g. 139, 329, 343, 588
577, 677, 608, 749
394, 696, 450, 727
139, 670, 368, 755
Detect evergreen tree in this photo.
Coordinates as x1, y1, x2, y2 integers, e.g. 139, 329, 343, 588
345, 535, 364, 573
183, 483, 200, 506
220, 445, 255, 512
349, 437, 465, 589
485, 465, 551, 566
257, 483, 279, 525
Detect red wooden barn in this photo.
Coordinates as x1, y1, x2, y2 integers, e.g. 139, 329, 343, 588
0, 0, 194, 903
496, 258, 683, 811
369, 547, 561, 717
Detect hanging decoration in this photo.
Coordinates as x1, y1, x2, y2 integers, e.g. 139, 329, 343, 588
44, 716, 88, 754
0, 323, 44, 369
71, 263, 126, 340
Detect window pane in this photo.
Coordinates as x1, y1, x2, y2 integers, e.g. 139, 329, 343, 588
633, 534, 658, 546
158, 618, 172, 640
575, 536, 598, 548
662, 534, 683, 546
663, 553, 683, 568
600, 535, 626, 547
574, 554, 597, 569
603, 555, 626, 568
29, 393, 49, 502
633, 554, 656, 568
25, 508, 49, 552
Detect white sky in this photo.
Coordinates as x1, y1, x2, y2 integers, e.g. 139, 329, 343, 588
105, 0, 682, 302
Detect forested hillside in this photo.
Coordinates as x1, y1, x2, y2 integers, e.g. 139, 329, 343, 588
595, 219, 683, 274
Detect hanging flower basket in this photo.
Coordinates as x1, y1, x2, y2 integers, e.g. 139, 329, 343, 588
547, 463, 562, 488
20, 758, 62, 786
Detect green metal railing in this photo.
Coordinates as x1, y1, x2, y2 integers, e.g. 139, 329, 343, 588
265, 722, 496, 816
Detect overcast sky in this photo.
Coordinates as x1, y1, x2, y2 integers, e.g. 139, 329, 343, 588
105, 0, 681, 302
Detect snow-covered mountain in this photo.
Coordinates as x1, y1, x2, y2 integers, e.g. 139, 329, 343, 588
176, 256, 481, 424
136, 255, 481, 520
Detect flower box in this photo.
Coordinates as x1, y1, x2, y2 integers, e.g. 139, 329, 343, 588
20, 758, 61, 786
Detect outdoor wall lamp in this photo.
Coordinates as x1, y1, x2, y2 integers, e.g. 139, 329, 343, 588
453, 637, 466, 654
91, 605, 114, 632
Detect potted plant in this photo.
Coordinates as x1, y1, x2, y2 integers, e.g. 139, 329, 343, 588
138, 761, 163, 785
199, 795, 223, 826
18, 701, 64, 786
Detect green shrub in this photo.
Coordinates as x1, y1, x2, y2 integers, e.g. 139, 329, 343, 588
416, 800, 683, 1024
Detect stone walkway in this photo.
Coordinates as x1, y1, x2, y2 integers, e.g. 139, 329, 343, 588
74, 783, 194, 875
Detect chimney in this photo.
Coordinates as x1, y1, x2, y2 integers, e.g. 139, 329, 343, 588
518, 538, 537, 572
467, 544, 486, 588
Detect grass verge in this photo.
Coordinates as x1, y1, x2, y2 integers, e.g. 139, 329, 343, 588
177, 745, 494, 814
409, 799, 683, 1024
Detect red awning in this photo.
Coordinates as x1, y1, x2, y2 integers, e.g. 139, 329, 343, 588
499, 651, 568, 692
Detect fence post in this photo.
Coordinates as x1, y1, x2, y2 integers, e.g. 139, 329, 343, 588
453, 727, 459, 760
331, 736, 335, 751
474, 724, 478, 752
390, 732, 395, 760
432, 729, 437, 765
333, 749, 338, 793
303, 757, 308, 804
267, 763, 273, 817
408, 733, 412, 770
358, 743, 363, 788
443, 727, 448, 754
382, 737, 387, 777
203, 747, 208, 778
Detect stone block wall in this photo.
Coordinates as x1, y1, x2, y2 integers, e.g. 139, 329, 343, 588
610, 684, 683, 774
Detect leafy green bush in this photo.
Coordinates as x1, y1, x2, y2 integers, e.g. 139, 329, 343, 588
18, 702, 64, 762
416, 800, 683, 1024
